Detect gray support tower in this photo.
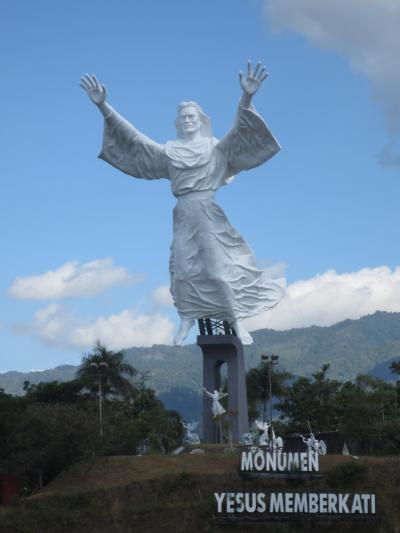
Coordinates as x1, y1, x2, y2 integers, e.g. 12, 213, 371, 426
197, 331, 249, 443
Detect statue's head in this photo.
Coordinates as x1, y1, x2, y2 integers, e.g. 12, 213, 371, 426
175, 101, 212, 139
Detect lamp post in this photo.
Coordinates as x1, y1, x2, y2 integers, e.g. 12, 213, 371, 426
90, 361, 109, 438
261, 353, 279, 426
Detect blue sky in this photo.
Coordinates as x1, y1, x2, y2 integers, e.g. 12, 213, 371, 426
1, 0, 399, 372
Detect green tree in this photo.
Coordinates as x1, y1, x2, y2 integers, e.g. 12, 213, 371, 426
23, 379, 87, 405
1, 402, 101, 489
0, 389, 27, 470
277, 363, 342, 433
338, 375, 399, 454
76, 340, 136, 399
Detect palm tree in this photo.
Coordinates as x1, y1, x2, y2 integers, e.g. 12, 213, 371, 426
247, 364, 292, 422
76, 340, 137, 400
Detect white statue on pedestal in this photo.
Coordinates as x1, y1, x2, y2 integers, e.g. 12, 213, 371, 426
80, 62, 284, 346
182, 421, 200, 445
270, 425, 284, 451
300, 422, 327, 455
203, 387, 228, 417
255, 420, 270, 447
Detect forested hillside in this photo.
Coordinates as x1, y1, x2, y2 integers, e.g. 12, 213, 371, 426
1, 312, 400, 399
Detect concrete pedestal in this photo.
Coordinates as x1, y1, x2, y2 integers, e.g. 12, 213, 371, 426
197, 334, 249, 443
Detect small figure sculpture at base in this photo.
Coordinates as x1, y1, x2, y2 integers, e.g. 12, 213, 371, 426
239, 432, 255, 446
270, 425, 284, 451
182, 421, 200, 445
300, 422, 327, 455
255, 420, 271, 447
203, 387, 228, 417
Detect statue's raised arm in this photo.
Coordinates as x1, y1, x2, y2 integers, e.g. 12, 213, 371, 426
202, 387, 214, 399
80, 74, 108, 108
239, 60, 269, 108
80, 73, 169, 180
217, 61, 280, 179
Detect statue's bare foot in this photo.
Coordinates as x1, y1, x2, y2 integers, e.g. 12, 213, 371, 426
173, 319, 195, 346
232, 320, 253, 345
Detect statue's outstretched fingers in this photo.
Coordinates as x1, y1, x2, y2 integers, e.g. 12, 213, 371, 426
83, 74, 95, 88
254, 61, 261, 77
91, 74, 100, 89
247, 60, 252, 76
260, 72, 269, 82
258, 66, 267, 80
79, 77, 92, 92
88, 74, 98, 87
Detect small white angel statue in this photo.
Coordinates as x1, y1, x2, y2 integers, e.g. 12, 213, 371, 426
270, 425, 284, 451
300, 423, 327, 455
239, 432, 254, 446
255, 420, 270, 447
182, 421, 200, 445
203, 387, 228, 417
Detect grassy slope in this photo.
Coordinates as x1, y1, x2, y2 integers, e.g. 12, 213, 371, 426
1, 453, 400, 533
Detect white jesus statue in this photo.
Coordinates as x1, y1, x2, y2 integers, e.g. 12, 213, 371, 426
80, 61, 284, 346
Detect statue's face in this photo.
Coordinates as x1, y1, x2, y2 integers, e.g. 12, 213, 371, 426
177, 106, 201, 136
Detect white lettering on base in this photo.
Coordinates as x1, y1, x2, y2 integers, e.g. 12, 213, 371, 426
226, 492, 235, 513
236, 492, 244, 513
240, 451, 319, 473
338, 494, 350, 513
319, 493, 327, 513
308, 451, 319, 471
257, 493, 266, 513
294, 493, 308, 512
328, 493, 338, 513
285, 493, 294, 513
253, 451, 265, 471
351, 494, 363, 514
215, 492, 376, 515
241, 452, 253, 471
309, 493, 319, 513
266, 451, 277, 471
214, 492, 225, 513
270, 493, 284, 512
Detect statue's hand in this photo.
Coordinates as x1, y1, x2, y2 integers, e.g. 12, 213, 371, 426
80, 74, 107, 105
239, 61, 268, 96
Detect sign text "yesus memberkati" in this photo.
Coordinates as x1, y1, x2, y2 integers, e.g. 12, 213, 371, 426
214, 492, 376, 516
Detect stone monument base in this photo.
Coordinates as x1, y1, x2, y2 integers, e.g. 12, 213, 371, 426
197, 333, 249, 443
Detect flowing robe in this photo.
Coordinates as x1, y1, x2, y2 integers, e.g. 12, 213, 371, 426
99, 104, 285, 321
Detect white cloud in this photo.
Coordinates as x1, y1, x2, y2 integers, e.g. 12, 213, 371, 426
245, 265, 400, 331
70, 310, 174, 350
265, 0, 400, 165
14, 265, 400, 348
152, 285, 174, 307
8, 258, 141, 300
27, 304, 175, 351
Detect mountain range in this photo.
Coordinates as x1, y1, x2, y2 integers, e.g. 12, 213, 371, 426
1, 311, 400, 419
